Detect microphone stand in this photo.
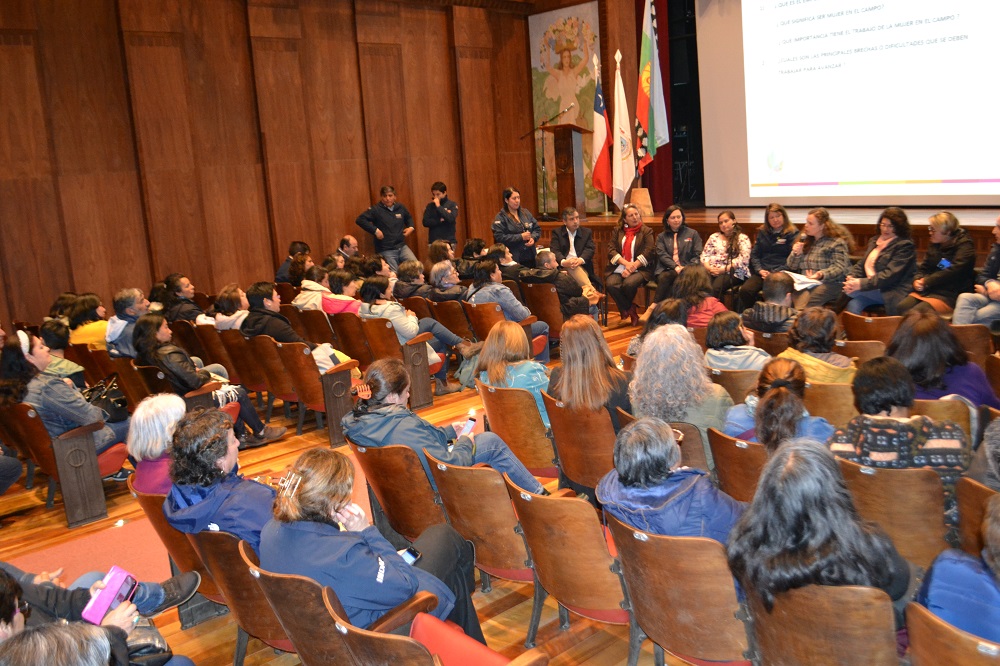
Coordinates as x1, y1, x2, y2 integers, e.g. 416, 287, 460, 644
521, 104, 573, 221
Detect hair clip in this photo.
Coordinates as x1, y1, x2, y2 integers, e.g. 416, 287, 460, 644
352, 383, 372, 400
278, 470, 302, 498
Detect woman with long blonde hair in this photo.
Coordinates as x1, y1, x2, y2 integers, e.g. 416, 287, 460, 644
476, 320, 551, 427
549, 315, 632, 431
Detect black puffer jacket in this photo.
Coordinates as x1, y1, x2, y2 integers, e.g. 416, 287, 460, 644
138, 343, 209, 394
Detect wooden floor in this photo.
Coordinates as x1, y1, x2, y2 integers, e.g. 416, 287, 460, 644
0, 313, 691, 665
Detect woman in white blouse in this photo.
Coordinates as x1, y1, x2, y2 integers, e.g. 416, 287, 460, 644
701, 210, 751, 300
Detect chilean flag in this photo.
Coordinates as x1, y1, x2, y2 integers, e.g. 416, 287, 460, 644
591, 65, 613, 199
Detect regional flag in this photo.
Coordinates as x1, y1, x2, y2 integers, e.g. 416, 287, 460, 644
635, 0, 669, 175
612, 50, 636, 208
591, 57, 613, 199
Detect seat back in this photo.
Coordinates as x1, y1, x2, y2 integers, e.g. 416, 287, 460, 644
706, 428, 768, 502
346, 440, 446, 542
616, 407, 636, 429
425, 452, 531, 581
274, 341, 326, 409
520, 283, 564, 340
462, 301, 506, 341
89, 348, 117, 379
956, 476, 997, 556
987, 354, 1000, 401
0, 403, 60, 479
837, 458, 948, 568
475, 380, 556, 475
279, 304, 309, 341
297, 309, 338, 347
135, 365, 176, 395
401, 296, 433, 322
187, 531, 292, 651
110, 357, 152, 409
192, 291, 212, 311
605, 515, 748, 661
671, 422, 709, 471
169, 320, 207, 361
687, 326, 709, 352
274, 282, 298, 303
748, 585, 897, 665
126, 477, 222, 600
708, 368, 760, 404
913, 398, 973, 443
360, 318, 404, 362
950, 323, 992, 368
217, 329, 267, 393
502, 279, 524, 303
247, 335, 298, 402
542, 392, 616, 489
906, 601, 1000, 666
833, 339, 886, 365
747, 329, 790, 356
330, 313, 375, 369
504, 476, 627, 624
620, 353, 636, 373
193, 325, 238, 382
66, 343, 104, 386
802, 382, 858, 429
359, 319, 435, 410
840, 311, 902, 345
429, 300, 475, 341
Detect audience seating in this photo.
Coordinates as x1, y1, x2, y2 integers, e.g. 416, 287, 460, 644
520, 283, 564, 341
949, 323, 992, 368
833, 339, 886, 365
217, 329, 269, 405
360, 317, 436, 410
503, 279, 524, 304
346, 440, 446, 543
135, 365, 175, 395
906, 601, 1000, 666
542, 392, 616, 490
400, 296, 434, 321
606, 515, 749, 666
840, 311, 901, 345
671, 422, 710, 472
65, 343, 104, 385
504, 477, 633, 652
986, 354, 1000, 400
330, 313, 376, 370
616, 407, 636, 429
956, 476, 997, 557
12, 321, 39, 337
687, 326, 708, 352
913, 397, 973, 443
621, 353, 636, 372
475, 380, 558, 477
802, 382, 858, 429
247, 335, 299, 422
193, 324, 239, 381
462, 301, 546, 358
170, 320, 208, 361
746, 585, 898, 665
706, 428, 767, 503
109, 357, 153, 409
428, 300, 475, 341
708, 368, 759, 404
296, 309, 339, 347
746, 329, 790, 356
272, 340, 326, 435
279, 304, 309, 341
188, 531, 294, 665
192, 291, 213, 311
89, 348, 117, 380
424, 452, 533, 593
837, 458, 948, 568
274, 282, 298, 303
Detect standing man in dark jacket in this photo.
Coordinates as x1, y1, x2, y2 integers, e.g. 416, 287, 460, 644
421, 181, 458, 248
519, 251, 591, 318
550, 207, 599, 289
240, 281, 315, 349
355, 185, 418, 272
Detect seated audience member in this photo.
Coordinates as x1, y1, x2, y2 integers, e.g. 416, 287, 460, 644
672, 264, 728, 328
550, 206, 600, 290
736, 203, 798, 313
486, 243, 524, 282
653, 205, 703, 304
724, 358, 834, 449
631, 324, 734, 467
897, 211, 976, 315
38, 321, 86, 389
843, 207, 917, 315
953, 213, 1000, 326
626, 298, 687, 357
917, 494, 1000, 642
549, 315, 631, 432
607, 204, 657, 327
126, 394, 186, 495
518, 250, 591, 318
337, 235, 359, 262
428, 239, 456, 266
597, 418, 744, 543
286, 251, 314, 288
134, 314, 284, 447
212, 283, 250, 331
455, 238, 487, 279
67, 293, 109, 350
393, 260, 434, 300
427, 261, 465, 302
161, 274, 212, 324
275, 240, 310, 284
967, 419, 1000, 492
786, 207, 854, 308
740, 272, 797, 334
0, 330, 21, 494
727, 439, 912, 627
341, 358, 544, 494
164, 409, 277, 553
465, 260, 550, 363
240, 281, 313, 347
343, 255, 364, 281
323, 269, 362, 315
259, 448, 484, 642
358, 276, 476, 395
0, 331, 130, 463
105, 288, 150, 358
828, 356, 970, 525
146, 280, 169, 313
700, 210, 751, 299
887, 309, 1000, 409
704, 311, 771, 371
45, 292, 78, 325
291, 265, 335, 311
322, 252, 345, 272
358, 254, 393, 280
777, 306, 856, 384
477, 321, 551, 428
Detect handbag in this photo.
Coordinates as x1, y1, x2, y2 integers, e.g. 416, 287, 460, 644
126, 617, 173, 666
82, 374, 130, 423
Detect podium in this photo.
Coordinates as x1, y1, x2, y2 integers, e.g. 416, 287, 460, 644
542, 123, 592, 215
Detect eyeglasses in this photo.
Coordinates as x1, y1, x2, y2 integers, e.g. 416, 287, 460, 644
15, 599, 31, 620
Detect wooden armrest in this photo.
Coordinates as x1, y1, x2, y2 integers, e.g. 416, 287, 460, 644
517, 316, 538, 326
407, 332, 434, 346
368, 591, 439, 633
57, 421, 105, 439
185, 381, 222, 398
508, 648, 550, 666
323, 359, 360, 376
550, 488, 576, 498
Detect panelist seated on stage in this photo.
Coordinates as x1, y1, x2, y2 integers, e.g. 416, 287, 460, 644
550, 207, 600, 289
737, 203, 798, 313
952, 213, 1000, 326
653, 205, 703, 305
605, 204, 656, 328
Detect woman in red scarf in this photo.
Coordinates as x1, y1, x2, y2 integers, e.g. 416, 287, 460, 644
605, 204, 656, 326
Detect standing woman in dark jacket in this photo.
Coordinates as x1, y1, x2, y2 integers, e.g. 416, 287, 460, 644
133, 314, 284, 447
606, 203, 657, 327
896, 211, 976, 315
843, 207, 917, 315
737, 203, 799, 311
653, 205, 703, 303
491, 186, 540, 268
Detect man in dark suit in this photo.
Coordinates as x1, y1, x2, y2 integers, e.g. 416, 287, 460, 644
549, 207, 600, 291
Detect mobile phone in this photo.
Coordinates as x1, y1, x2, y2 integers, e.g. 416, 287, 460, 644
458, 417, 477, 438
399, 546, 422, 565
81, 566, 137, 625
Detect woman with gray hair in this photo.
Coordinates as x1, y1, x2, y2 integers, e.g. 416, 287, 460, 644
630, 324, 733, 468
427, 260, 464, 302
126, 394, 187, 495
596, 418, 744, 543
